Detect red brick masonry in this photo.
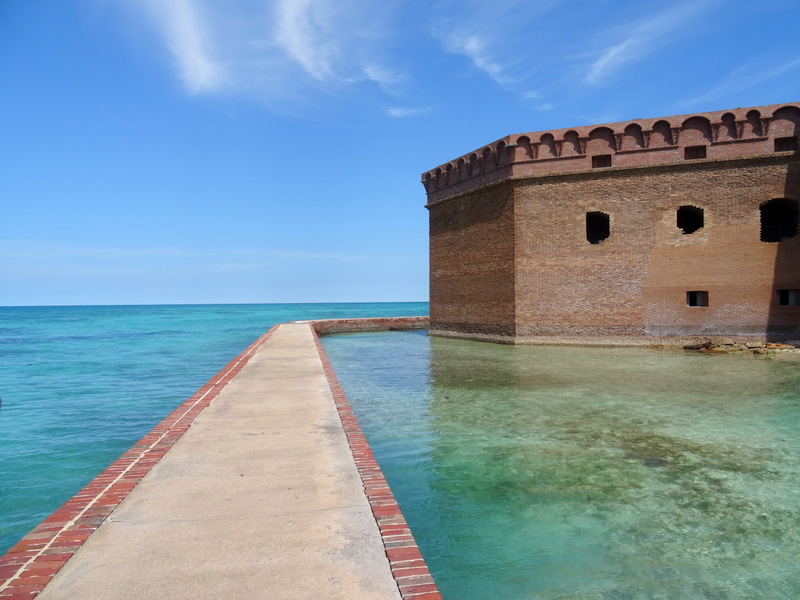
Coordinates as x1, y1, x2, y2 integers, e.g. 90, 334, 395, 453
0, 316, 435, 600
423, 102, 800, 343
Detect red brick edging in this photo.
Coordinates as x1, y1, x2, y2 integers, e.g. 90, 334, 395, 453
0, 326, 278, 600
310, 320, 443, 600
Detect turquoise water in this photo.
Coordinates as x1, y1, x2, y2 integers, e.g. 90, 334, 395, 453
321, 331, 800, 600
0, 302, 427, 555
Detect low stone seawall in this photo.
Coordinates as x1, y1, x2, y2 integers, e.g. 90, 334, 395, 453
429, 328, 797, 348
309, 316, 429, 335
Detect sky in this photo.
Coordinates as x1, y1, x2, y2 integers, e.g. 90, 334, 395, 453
1, 0, 799, 306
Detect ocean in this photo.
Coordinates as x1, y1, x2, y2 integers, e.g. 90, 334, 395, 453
0, 302, 428, 555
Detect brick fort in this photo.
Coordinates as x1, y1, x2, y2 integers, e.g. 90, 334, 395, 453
422, 102, 800, 345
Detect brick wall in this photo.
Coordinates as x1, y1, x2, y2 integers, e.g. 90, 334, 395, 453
428, 182, 517, 338
425, 103, 800, 344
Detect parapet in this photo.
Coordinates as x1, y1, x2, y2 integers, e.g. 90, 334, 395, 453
422, 102, 800, 204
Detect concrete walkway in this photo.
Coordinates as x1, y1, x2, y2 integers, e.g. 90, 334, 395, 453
35, 323, 402, 600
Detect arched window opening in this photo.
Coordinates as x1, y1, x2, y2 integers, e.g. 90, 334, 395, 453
562, 131, 581, 156
719, 113, 737, 140
760, 198, 799, 242
586, 212, 610, 244
677, 206, 704, 234
650, 121, 673, 146
744, 110, 762, 137
622, 123, 644, 150
539, 133, 556, 158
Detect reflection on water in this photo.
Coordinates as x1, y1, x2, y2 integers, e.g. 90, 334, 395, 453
321, 331, 800, 600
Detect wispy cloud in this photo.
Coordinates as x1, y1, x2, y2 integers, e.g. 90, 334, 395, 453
133, 0, 222, 93
442, 33, 516, 85
272, 0, 408, 90
267, 250, 367, 262
0, 241, 368, 265
430, 0, 561, 87
273, 0, 337, 81
123, 0, 406, 109
585, 0, 720, 85
0, 241, 248, 262
386, 106, 430, 118
521, 90, 554, 111
680, 54, 800, 107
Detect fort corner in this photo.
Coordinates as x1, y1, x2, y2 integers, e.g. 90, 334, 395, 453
422, 103, 800, 345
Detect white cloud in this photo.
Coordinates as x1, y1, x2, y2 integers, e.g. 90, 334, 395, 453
386, 106, 429, 118
429, 0, 562, 90
587, 39, 637, 86
363, 64, 407, 95
443, 33, 516, 85
133, 0, 223, 93
269, 250, 367, 262
0, 241, 249, 262
0, 241, 369, 266
122, 0, 407, 108
273, 0, 336, 81
586, 0, 721, 85
680, 55, 800, 107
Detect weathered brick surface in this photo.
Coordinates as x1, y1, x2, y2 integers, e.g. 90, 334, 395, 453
428, 182, 517, 336
425, 103, 800, 344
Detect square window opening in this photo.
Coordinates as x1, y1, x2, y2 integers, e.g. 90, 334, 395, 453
760, 198, 799, 242
775, 137, 799, 152
686, 291, 709, 307
684, 146, 707, 160
677, 205, 704, 234
586, 212, 610, 244
777, 289, 800, 306
592, 154, 612, 168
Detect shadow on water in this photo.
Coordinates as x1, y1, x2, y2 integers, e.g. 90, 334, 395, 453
767, 107, 800, 342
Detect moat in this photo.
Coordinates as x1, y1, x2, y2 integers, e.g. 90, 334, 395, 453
322, 331, 800, 600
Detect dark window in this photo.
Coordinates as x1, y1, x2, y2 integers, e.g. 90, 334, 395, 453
677, 205, 704, 234
686, 291, 709, 307
684, 146, 707, 160
586, 212, 610, 244
760, 198, 799, 242
775, 137, 798, 152
777, 289, 800, 306
592, 154, 612, 168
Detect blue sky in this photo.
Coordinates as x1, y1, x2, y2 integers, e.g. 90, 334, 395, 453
1, 0, 798, 305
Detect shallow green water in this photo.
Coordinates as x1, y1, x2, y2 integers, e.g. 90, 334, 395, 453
321, 332, 800, 600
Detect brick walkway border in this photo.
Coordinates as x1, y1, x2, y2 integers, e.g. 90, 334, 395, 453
0, 317, 439, 600
309, 319, 441, 600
